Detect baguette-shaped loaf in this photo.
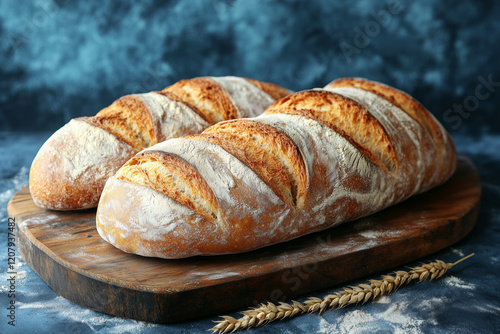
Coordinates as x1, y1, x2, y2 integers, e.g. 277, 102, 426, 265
96, 78, 456, 259
29, 76, 290, 210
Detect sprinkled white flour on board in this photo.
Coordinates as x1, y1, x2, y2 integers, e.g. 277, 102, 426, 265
358, 230, 383, 239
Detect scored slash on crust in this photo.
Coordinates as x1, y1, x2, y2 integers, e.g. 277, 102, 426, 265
111, 79, 454, 225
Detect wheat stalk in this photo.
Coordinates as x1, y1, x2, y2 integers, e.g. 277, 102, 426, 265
210, 253, 474, 333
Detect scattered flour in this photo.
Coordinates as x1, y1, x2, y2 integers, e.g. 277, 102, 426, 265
192, 271, 240, 280
416, 297, 448, 326
338, 310, 376, 333
376, 296, 391, 304
470, 303, 500, 315
316, 317, 335, 334
418, 297, 447, 311
0, 166, 29, 205
17, 295, 159, 332
450, 248, 465, 257
380, 302, 425, 334
444, 276, 476, 290
316, 298, 427, 334
358, 230, 383, 239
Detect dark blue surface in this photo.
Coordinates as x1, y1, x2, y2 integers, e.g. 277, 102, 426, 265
1, 0, 499, 333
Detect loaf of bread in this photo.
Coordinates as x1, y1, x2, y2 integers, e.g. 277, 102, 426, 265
96, 78, 456, 259
29, 76, 291, 210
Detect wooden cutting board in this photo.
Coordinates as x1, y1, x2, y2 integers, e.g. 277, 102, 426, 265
7, 155, 481, 323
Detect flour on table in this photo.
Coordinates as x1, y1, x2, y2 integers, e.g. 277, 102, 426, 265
17, 295, 159, 332
376, 296, 391, 304
379, 301, 425, 334
0, 166, 28, 203
416, 297, 449, 326
337, 310, 376, 333
444, 276, 476, 290
450, 248, 465, 257
316, 296, 429, 334
469, 303, 500, 315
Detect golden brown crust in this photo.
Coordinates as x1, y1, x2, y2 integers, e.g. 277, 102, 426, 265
86, 95, 156, 151
30, 150, 103, 210
244, 78, 291, 101
200, 120, 307, 207
326, 78, 445, 158
189, 132, 291, 207
30, 76, 289, 211
96, 78, 458, 258
96, 180, 219, 257
115, 151, 220, 222
29, 119, 137, 210
162, 77, 238, 124
265, 90, 397, 171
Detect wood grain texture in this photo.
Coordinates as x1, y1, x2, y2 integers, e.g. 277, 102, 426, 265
7, 156, 481, 323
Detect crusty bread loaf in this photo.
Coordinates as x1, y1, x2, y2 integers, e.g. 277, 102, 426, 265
29, 76, 290, 210
96, 78, 457, 259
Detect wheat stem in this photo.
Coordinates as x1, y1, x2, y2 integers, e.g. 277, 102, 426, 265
209, 254, 474, 333
452, 253, 475, 266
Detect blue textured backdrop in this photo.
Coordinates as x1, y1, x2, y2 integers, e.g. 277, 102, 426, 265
1, 0, 499, 134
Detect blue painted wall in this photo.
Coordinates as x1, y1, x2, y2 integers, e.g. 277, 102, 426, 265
1, 0, 499, 134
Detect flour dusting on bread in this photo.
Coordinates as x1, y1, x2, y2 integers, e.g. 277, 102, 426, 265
210, 76, 275, 118
30, 76, 289, 210
135, 92, 209, 142
93, 78, 457, 259
30, 119, 136, 210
